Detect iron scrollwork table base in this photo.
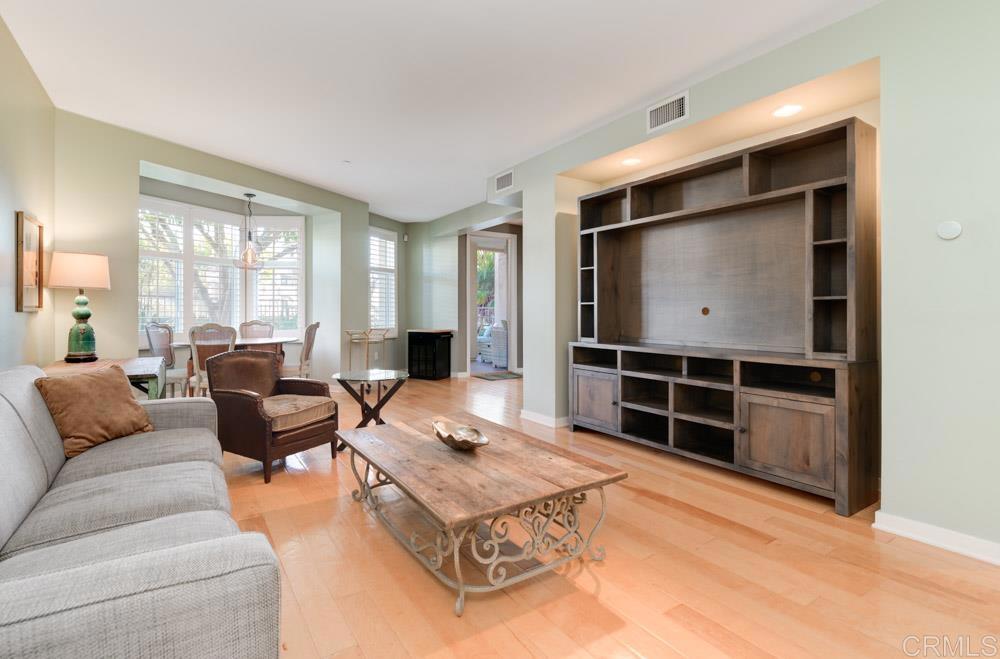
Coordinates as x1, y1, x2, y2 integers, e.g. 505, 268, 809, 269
348, 448, 610, 616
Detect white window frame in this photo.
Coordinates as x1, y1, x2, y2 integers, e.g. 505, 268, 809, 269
368, 225, 399, 338
138, 195, 306, 345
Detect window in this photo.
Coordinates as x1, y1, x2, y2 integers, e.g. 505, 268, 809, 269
369, 226, 397, 337
249, 218, 305, 334
138, 196, 305, 343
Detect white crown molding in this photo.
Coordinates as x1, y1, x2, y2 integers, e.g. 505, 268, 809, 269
873, 511, 1000, 566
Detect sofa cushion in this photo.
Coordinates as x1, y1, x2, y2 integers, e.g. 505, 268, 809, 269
0, 399, 49, 550
262, 394, 335, 432
0, 461, 229, 559
0, 510, 238, 581
52, 427, 223, 489
34, 365, 154, 457
0, 365, 65, 485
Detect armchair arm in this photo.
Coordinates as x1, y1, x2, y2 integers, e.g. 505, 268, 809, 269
139, 397, 217, 434
211, 389, 270, 457
277, 377, 331, 397
0, 534, 279, 658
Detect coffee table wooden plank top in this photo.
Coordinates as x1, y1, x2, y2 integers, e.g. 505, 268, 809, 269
336, 411, 627, 530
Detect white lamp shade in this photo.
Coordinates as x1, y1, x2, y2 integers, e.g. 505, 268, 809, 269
48, 252, 111, 290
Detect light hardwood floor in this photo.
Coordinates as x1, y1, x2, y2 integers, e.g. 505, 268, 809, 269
225, 376, 1000, 658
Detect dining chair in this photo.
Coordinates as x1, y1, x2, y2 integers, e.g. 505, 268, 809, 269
188, 323, 237, 396
283, 322, 319, 378
145, 322, 189, 397
239, 320, 275, 339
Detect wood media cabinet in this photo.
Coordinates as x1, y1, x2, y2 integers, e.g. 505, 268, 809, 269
569, 118, 879, 515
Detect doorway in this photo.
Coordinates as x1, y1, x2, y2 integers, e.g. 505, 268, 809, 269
467, 231, 518, 375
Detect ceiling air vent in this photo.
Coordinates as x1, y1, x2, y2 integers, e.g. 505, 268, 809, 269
646, 91, 689, 133
494, 170, 514, 193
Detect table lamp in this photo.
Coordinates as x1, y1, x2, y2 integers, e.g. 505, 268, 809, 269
48, 252, 111, 362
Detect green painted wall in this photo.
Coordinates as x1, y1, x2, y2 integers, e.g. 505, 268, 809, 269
0, 18, 55, 368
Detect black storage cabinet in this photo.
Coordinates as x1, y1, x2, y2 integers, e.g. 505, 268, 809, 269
408, 330, 452, 379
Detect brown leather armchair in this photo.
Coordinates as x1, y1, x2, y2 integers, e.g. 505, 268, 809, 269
206, 350, 337, 483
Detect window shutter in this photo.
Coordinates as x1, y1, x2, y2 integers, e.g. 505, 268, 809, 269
138, 256, 183, 332
138, 201, 185, 335
369, 228, 397, 333
251, 218, 304, 335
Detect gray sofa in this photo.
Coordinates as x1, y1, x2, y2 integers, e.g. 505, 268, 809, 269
0, 365, 280, 658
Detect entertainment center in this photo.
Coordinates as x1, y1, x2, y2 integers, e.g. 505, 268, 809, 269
569, 118, 879, 516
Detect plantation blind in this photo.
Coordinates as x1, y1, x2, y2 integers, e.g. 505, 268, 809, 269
369, 226, 397, 336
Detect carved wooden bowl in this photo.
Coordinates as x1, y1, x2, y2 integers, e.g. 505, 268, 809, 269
432, 420, 489, 451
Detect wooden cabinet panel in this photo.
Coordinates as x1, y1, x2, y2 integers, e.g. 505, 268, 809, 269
737, 393, 835, 490
572, 368, 618, 432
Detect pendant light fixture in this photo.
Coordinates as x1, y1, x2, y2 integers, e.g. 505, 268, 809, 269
235, 192, 262, 270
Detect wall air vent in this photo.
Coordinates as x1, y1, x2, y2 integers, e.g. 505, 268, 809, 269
494, 170, 514, 193
647, 91, 689, 133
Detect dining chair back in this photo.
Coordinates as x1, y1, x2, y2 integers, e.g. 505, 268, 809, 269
145, 322, 175, 368
301, 322, 319, 373
240, 320, 275, 339
189, 323, 236, 396
146, 322, 188, 397
284, 322, 319, 378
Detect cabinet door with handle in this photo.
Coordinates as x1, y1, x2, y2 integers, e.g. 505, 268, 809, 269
737, 394, 835, 491
571, 368, 619, 432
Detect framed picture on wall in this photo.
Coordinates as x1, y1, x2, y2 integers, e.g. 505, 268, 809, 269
16, 211, 43, 312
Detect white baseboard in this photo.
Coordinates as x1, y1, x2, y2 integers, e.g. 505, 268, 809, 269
519, 409, 570, 428
451, 371, 469, 378
510, 366, 523, 374
873, 511, 1000, 566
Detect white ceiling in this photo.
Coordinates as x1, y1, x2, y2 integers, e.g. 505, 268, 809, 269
1, 0, 880, 221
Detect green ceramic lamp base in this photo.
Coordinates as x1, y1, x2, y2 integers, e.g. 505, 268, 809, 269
65, 288, 98, 363
65, 352, 98, 363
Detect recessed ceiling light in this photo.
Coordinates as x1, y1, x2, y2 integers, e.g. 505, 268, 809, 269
772, 104, 803, 118
622, 157, 641, 166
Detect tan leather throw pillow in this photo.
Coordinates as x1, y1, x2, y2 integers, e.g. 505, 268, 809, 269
34, 364, 154, 458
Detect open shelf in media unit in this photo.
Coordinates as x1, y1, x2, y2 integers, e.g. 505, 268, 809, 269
579, 233, 594, 267
580, 189, 627, 230
621, 375, 669, 416
630, 156, 744, 221
579, 269, 594, 303
571, 345, 616, 370
621, 407, 669, 446
579, 305, 595, 340
813, 241, 847, 298
740, 362, 836, 400
747, 125, 847, 194
682, 357, 734, 389
673, 419, 734, 464
813, 184, 848, 242
813, 298, 847, 354
673, 383, 734, 429
620, 351, 683, 380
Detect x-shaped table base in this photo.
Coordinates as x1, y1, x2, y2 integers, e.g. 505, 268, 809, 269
335, 376, 407, 450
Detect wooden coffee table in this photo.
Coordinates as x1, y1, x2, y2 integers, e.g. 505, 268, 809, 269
336, 412, 627, 615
